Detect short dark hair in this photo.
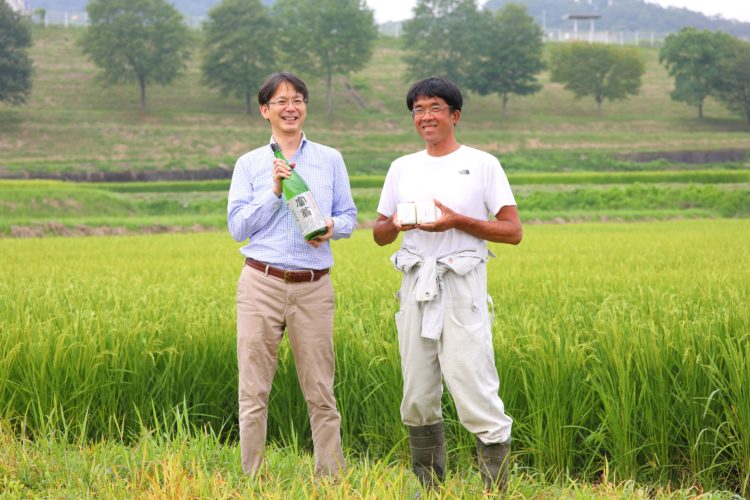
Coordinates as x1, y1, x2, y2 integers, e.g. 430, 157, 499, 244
257, 72, 309, 106
406, 77, 463, 112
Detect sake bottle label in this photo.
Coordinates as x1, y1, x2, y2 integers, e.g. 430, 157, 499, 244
287, 191, 327, 239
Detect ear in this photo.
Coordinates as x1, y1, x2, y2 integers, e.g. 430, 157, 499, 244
259, 104, 270, 120
452, 109, 461, 126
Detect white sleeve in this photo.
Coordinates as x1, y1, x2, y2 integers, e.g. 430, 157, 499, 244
377, 162, 400, 217
485, 156, 516, 217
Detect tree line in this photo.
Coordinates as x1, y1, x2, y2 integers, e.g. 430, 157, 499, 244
1, 0, 750, 124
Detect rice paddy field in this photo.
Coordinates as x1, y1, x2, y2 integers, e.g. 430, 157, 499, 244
2, 21, 750, 499
1, 220, 748, 497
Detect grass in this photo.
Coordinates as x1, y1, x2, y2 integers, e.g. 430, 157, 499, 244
1, 27, 749, 177
2, 179, 748, 236
1, 421, 728, 498
1, 221, 748, 495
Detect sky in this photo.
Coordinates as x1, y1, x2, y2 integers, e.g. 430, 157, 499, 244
365, 0, 750, 24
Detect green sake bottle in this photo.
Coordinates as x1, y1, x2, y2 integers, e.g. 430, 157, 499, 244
271, 143, 328, 241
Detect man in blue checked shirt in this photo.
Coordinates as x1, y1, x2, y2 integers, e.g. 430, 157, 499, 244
227, 72, 357, 479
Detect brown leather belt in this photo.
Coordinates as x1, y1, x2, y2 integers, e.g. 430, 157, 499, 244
245, 258, 329, 283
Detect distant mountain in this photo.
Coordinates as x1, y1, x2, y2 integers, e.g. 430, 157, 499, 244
483, 0, 750, 38
26, 0, 750, 38
27, 0, 272, 18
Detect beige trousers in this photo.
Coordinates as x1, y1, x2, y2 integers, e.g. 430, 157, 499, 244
236, 264, 345, 476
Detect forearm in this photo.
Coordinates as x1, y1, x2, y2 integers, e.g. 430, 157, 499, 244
373, 214, 399, 246
452, 213, 522, 244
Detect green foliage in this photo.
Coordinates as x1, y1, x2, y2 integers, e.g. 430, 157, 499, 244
659, 28, 736, 119
2, 426, 730, 497
510, 169, 750, 185
550, 42, 645, 112
79, 0, 193, 110
3, 175, 748, 236
1, 222, 749, 494
32, 8, 47, 25
0, 1, 33, 105
714, 39, 750, 125
272, 0, 378, 115
518, 184, 750, 217
201, 0, 276, 115
467, 3, 544, 114
401, 0, 483, 88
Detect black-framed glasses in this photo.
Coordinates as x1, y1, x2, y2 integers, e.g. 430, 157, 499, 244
267, 98, 307, 108
411, 105, 452, 118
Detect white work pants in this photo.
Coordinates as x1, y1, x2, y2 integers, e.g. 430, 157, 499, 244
395, 263, 512, 444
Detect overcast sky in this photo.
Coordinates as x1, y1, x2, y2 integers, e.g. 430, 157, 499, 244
365, 0, 750, 24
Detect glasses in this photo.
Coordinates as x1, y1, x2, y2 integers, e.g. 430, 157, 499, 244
267, 98, 307, 108
411, 105, 452, 118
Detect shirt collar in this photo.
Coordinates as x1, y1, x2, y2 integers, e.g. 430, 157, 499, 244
268, 132, 308, 151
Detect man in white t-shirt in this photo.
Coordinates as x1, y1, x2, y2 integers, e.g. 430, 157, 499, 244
373, 77, 522, 493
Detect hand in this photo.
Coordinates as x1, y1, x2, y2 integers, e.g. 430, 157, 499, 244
272, 159, 294, 197
392, 212, 417, 233
416, 199, 455, 233
307, 218, 334, 248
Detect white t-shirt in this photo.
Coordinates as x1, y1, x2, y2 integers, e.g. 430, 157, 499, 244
377, 145, 516, 257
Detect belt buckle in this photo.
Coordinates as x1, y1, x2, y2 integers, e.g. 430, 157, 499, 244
283, 270, 293, 283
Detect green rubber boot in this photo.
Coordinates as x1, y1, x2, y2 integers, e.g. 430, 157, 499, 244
407, 422, 446, 491
476, 437, 511, 492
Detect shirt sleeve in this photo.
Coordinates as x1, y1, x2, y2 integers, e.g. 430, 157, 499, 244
485, 156, 516, 217
227, 153, 283, 242
330, 151, 357, 240
376, 161, 399, 217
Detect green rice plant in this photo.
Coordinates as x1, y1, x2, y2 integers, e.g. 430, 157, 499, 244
0, 220, 748, 493
5, 417, 732, 498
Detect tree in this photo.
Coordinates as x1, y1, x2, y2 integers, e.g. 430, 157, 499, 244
272, 0, 378, 116
714, 39, 750, 125
659, 28, 735, 119
402, 0, 484, 89
33, 8, 47, 27
0, 1, 33, 106
467, 3, 544, 115
79, 0, 192, 111
549, 43, 645, 112
201, 0, 276, 114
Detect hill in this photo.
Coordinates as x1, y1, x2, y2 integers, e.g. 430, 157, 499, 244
1, 26, 748, 179
26, 0, 750, 36
484, 0, 750, 38
1, 28, 748, 233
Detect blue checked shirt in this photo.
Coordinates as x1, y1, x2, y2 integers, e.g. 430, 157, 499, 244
227, 134, 357, 270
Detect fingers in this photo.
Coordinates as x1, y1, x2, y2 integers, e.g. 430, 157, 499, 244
272, 159, 293, 196
306, 233, 329, 248
391, 213, 416, 232
306, 219, 334, 247
272, 159, 293, 181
